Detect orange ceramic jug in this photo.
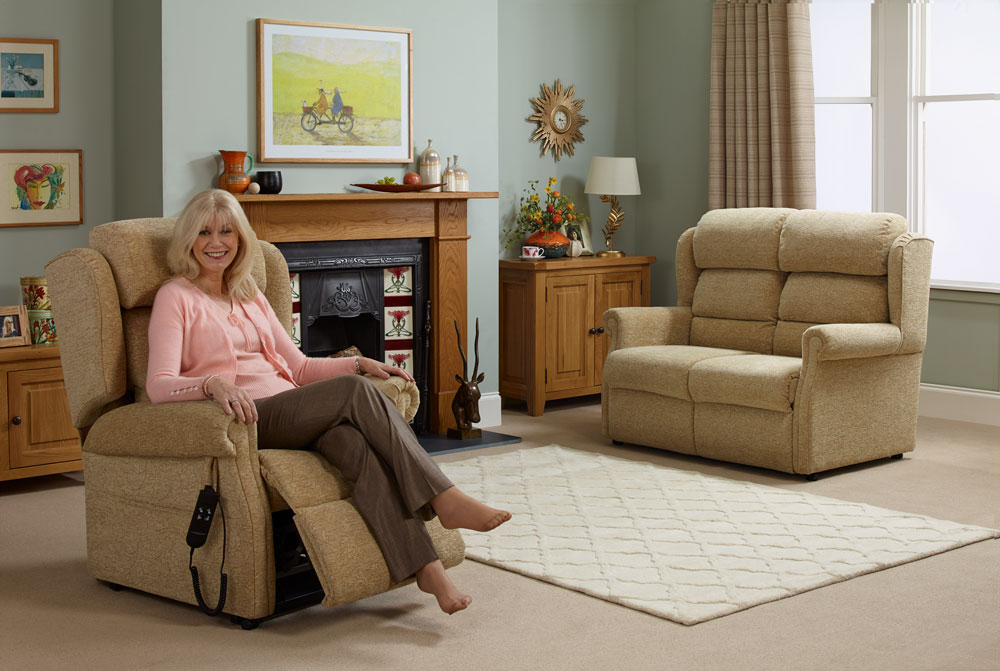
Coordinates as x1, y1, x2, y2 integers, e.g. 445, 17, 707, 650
217, 150, 254, 194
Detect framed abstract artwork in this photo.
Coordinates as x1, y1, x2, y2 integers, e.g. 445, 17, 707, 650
1, 149, 82, 227
256, 19, 413, 163
1, 38, 58, 113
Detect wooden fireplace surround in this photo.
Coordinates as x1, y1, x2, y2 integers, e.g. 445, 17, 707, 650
236, 192, 498, 434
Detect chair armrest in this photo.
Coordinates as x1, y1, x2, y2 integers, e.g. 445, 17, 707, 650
85, 401, 250, 459
364, 375, 419, 423
802, 323, 902, 362
603, 307, 692, 352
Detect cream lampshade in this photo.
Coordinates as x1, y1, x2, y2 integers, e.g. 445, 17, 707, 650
584, 157, 641, 258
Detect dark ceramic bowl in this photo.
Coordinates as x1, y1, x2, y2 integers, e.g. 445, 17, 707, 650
253, 171, 283, 194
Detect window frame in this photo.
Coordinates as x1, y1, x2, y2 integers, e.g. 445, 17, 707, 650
815, 0, 1000, 293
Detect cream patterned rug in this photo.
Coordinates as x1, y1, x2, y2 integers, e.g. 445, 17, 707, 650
439, 445, 999, 625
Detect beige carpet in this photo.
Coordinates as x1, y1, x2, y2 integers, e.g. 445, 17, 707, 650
440, 445, 999, 625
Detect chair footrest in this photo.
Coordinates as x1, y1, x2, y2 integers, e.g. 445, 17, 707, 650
259, 449, 464, 607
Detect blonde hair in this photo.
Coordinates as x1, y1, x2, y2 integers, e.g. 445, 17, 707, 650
167, 189, 259, 301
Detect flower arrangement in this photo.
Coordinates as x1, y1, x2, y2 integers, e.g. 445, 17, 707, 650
503, 177, 589, 249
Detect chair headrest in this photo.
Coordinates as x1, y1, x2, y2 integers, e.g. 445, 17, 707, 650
89, 217, 267, 308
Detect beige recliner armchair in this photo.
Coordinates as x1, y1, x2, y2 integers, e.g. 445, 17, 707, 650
46, 218, 463, 628
602, 208, 933, 478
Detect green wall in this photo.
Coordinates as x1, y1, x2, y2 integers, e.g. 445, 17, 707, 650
0, 0, 115, 305
629, 0, 1000, 392
153, 0, 501, 393
114, 0, 162, 220
635, 0, 714, 307
498, 0, 639, 258
1, 0, 995, 394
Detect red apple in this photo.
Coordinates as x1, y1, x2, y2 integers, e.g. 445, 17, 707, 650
403, 172, 421, 185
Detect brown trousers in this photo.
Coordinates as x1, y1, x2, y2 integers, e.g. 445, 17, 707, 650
254, 375, 453, 583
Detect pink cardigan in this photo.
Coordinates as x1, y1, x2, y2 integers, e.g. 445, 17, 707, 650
146, 278, 354, 403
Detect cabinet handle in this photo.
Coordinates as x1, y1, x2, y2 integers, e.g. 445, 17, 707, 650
597, 327, 605, 334
588, 328, 596, 335
12, 416, 21, 425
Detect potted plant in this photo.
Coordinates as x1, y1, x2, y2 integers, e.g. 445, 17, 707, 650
504, 177, 589, 257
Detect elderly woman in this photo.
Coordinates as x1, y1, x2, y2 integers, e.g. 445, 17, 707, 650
146, 189, 509, 615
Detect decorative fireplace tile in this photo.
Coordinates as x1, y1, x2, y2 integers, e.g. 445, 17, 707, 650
384, 266, 413, 295
384, 306, 414, 340
290, 273, 302, 348
385, 349, 413, 371
291, 313, 301, 348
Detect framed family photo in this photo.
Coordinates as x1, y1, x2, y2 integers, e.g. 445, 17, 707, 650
257, 19, 413, 163
1, 149, 82, 227
0, 305, 30, 347
563, 220, 594, 256
1, 38, 58, 113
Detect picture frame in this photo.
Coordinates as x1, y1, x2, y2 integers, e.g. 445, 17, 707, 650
563, 220, 595, 256
1, 38, 58, 113
0, 305, 30, 347
0, 149, 82, 227
256, 19, 413, 163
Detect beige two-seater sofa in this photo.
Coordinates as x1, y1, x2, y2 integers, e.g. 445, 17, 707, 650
601, 208, 933, 477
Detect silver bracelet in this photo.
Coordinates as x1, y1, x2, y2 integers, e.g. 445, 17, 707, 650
354, 356, 362, 375
203, 374, 218, 399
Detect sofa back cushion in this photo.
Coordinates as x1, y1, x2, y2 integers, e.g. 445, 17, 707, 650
687, 209, 905, 357
773, 211, 904, 356
689, 209, 792, 353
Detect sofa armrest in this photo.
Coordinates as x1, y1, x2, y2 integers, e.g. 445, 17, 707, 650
603, 307, 692, 352
85, 401, 249, 459
802, 323, 903, 362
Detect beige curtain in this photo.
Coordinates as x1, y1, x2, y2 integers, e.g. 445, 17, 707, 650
709, 0, 816, 210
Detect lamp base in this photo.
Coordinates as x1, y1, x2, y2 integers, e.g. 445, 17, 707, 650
596, 250, 625, 258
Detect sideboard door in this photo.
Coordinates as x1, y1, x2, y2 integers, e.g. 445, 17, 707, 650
7, 367, 81, 469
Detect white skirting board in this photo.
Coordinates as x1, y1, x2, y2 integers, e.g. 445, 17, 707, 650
919, 383, 1000, 427
472, 392, 503, 430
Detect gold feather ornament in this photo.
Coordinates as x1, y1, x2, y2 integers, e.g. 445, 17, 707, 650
600, 194, 624, 250
528, 79, 587, 162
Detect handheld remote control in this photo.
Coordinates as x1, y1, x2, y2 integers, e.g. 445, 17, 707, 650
186, 485, 219, 549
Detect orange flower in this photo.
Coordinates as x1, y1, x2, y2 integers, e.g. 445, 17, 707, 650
553, 191, 561, 198
553, 214, 563, 224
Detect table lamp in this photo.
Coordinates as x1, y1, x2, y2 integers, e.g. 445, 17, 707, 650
584, 157, 641, 258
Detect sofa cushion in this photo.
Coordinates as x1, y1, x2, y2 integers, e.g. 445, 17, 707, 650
690, 317, 775, 354
603, 345, 750, 401
772, 320, 819, 357
778, 211, 907, 275
779, 272, 889, 323
692, 208, 792, 270
689, 354, 801, 412
692, 269, 786, 321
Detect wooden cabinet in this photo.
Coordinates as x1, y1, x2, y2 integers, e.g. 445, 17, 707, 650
1, 344, 81, 481
499, 255, 655, 416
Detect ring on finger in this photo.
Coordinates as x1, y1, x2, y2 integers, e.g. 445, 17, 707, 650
230, 397, 239, 403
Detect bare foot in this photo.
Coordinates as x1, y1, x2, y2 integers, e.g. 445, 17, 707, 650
415, 560, 471, 614
431, 486, 511, 532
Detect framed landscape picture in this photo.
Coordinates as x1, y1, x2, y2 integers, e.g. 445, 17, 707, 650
257, 19, 413, 163
1, 149, 82, 227
1, 38, 58, 113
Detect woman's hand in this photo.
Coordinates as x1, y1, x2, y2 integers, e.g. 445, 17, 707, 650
205, 376, 258, 424
357, 356, 414, 382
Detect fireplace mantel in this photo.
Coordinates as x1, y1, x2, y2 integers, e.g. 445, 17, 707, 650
236, 191, 498, 434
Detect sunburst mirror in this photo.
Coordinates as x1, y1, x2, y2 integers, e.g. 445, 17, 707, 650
528, 79, 587, 162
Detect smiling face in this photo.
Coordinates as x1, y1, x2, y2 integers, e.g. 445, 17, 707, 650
192, 216, 239, 278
